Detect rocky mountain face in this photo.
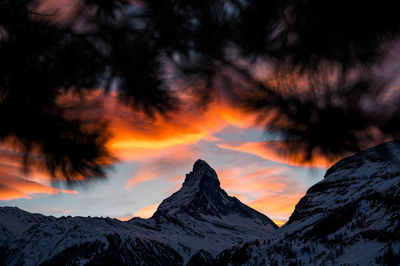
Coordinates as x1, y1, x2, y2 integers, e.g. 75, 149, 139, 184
149, 160, 277, 253
210, 140, 400, 265
155, 160, 275, 224
1, 141, 400, 265
0, 160, 277, 266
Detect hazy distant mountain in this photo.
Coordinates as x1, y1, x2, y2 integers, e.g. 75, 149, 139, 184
0, 160, 277, 265
1, 141, 400, 265
211, 140, 400, 265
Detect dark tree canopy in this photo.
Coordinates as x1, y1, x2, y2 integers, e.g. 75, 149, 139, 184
0, 0, 399, 180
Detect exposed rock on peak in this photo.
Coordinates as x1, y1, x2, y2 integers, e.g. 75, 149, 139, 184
0, 159, 278, 265
181, 159, 220, 192
192, 159, 216, 175
2, 142, 400, 265
148, 159, 278, 256
154, 160, 277, 231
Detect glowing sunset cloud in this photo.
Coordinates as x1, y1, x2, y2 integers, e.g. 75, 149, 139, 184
84, 90, 257, 161
218, 167, 290, 196
58, 89, 260, 160
125, 172, 159, 190
218, 141, 334, 168
247, 193, 305, 220
216, 166, 307, 222
134, 204, 159, 219
0, 186, 30, 201
123, 144, 200, 190
0, 176, 77, 201
0, 151, 77, 201
1, 90, 327, 223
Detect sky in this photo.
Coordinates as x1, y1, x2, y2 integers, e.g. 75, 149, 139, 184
0, 91, 329, 227
2, 0, 399, 227
0, 0, 399, 230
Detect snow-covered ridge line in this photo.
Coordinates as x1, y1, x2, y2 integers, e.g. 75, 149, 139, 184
211, 140, 400, 265
0, 159, 277, 265
1, 141, 399, 265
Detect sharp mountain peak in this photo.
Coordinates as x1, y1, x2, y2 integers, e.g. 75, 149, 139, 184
192, 159, 215, 173
154, 159, 277, 229
181, 159, 220, 191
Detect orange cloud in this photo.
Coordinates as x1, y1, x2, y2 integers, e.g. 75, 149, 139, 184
102, 97, 220, 160
62, 90, 256, 161
134, 204, 159, 219
107, 112, 219, 161
247, 193, 305, 221
215, 102, 259, 129
55, 89, 264, 162
124, 163, 305, 222
219, 167, 289, 196
124, 145, 198, 190
0, 185, 30, 201
125, 172, 159, 190
0, 150, 77, 201
218, 141, 334, 168
1, 88, 315, 224
0, 176, 77, 201
215, 166, 306, 222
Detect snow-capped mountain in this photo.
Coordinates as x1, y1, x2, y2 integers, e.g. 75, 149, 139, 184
149, 160, 277, 253
0, 160, 277, 265
210, 140, 400, 265
2, 140, 400, 265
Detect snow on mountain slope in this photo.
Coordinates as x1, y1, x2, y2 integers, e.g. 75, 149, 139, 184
282, 140, 400, 239
145, 160, 277, 255
211, 140, 400, 265
0, 207, 54, 237
3, 138, 399, 266
0, 159, 277, 265
155, 160, 277, 227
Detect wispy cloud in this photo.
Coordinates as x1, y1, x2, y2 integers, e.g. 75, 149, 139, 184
124, 147, 195, 190
217, 165, 307, 221
218, 167, 289, 196
218, 141, 333, 168
247, 193, 305, 221
89, 91, 257, 161
125, 172, 159, 190
0, 150, 77, 201
1, 90, 321, 225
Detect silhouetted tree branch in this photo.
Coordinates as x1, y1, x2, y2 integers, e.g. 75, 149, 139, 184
0, 0, 399, 180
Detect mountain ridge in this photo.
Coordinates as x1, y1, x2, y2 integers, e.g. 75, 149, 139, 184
210, 140, 400, 265
1, 141, 400, 265
0, 159, 277, 265
154, 159, 277, 229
